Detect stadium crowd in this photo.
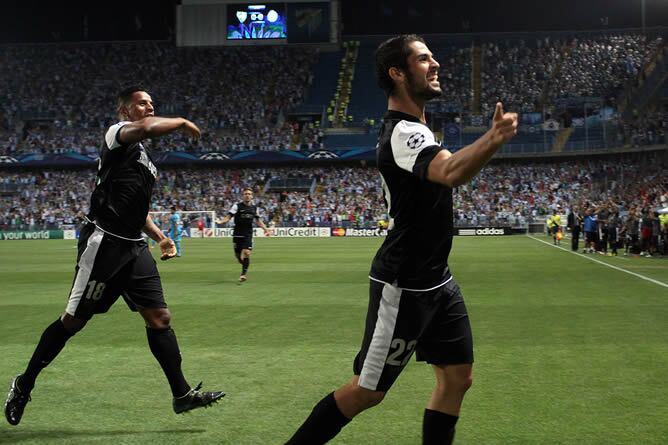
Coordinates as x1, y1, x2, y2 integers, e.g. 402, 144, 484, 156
0, 167, 385, 231
548, 34, 663, 104
436, 45, 472, 110
480, 33, 663, 115
0, 42, 319, 155
1, 153, 666, 256
617, 109, 667, 147
1, 32, 666, 251
480, 37, 561, 114
1, 33, 664, 155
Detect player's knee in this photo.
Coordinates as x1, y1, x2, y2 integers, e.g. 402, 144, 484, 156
154, 311, 172, 328
435, 364, 473, 395
353, 386, 386, 409
142, 308, 172, 329
364, 390, 386, 408
446, 372, 473, 395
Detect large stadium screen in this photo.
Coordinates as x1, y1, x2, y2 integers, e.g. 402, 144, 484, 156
226, 4, 287, 40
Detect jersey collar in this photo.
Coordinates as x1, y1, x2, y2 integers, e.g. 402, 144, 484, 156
385, 110, 422, 123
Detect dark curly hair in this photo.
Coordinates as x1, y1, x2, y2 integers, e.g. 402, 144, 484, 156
375, 34, 425, 97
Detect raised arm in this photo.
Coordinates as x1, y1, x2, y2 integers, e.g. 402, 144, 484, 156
118, 117, 201, 145
426, 103, 517, 188
218, 214, 232, 225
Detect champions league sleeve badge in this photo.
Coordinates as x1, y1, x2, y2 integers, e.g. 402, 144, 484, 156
406, 132, 426, 149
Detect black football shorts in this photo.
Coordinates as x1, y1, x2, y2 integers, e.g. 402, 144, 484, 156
353, 278, 474, 392
233, 234, 253, 251
65, 223, 167, 320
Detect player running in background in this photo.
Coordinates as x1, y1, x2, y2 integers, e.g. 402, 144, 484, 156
4, 86, 224, 427
169, 206, 183, 257
218, 188, 270, 282
285, 34, 518, 445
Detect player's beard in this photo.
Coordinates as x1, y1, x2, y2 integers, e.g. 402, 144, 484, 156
406, 70, 442, 102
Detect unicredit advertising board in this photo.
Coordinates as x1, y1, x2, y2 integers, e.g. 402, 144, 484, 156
191, 227, 331, 238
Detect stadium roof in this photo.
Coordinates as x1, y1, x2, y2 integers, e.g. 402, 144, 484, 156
2, 0, 667, 43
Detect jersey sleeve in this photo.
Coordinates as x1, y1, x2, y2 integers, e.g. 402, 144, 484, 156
390, 120, 443, 180
228, 203, 238, 215
104, 121, 131, 150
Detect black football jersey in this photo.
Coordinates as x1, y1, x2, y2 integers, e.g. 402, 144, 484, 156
229, 201, 259, 236
87, 121, 158, 239
369, 110, 453, 290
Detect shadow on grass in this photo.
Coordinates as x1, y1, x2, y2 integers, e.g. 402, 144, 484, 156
0, 428, 207, 443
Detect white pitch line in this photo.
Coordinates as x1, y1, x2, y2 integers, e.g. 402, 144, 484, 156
526, 235, 668, 289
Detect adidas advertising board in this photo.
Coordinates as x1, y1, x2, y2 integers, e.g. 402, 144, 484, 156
456, 227, 510, 236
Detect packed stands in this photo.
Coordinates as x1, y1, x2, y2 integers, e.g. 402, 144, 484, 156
0, 42, 319, 155
2, 31, 665, 155
480, 37, 560, 114
2, 152, 666, 232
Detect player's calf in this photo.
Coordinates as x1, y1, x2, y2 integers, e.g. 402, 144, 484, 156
285, 380, 385, 445
285, 392, 351, 445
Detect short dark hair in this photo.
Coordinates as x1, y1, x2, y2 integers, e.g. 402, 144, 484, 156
117, 85, 146, 109
375, 34, 425, 97
242, 188, 253, 193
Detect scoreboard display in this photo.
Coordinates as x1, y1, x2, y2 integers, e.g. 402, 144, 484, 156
226, 4, 287, 40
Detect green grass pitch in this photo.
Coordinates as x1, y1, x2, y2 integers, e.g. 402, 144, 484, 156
1, 236, 667, 444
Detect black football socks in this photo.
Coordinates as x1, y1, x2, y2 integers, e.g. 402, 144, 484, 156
285, 392, 351, 445
22, 318, 74, 391
242, 257, 249, 275
423, 409, 458, 445
146, 327, 190, 397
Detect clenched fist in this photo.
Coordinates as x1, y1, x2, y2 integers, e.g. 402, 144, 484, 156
182, 119, 201, 142
159, 238, 177, 261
